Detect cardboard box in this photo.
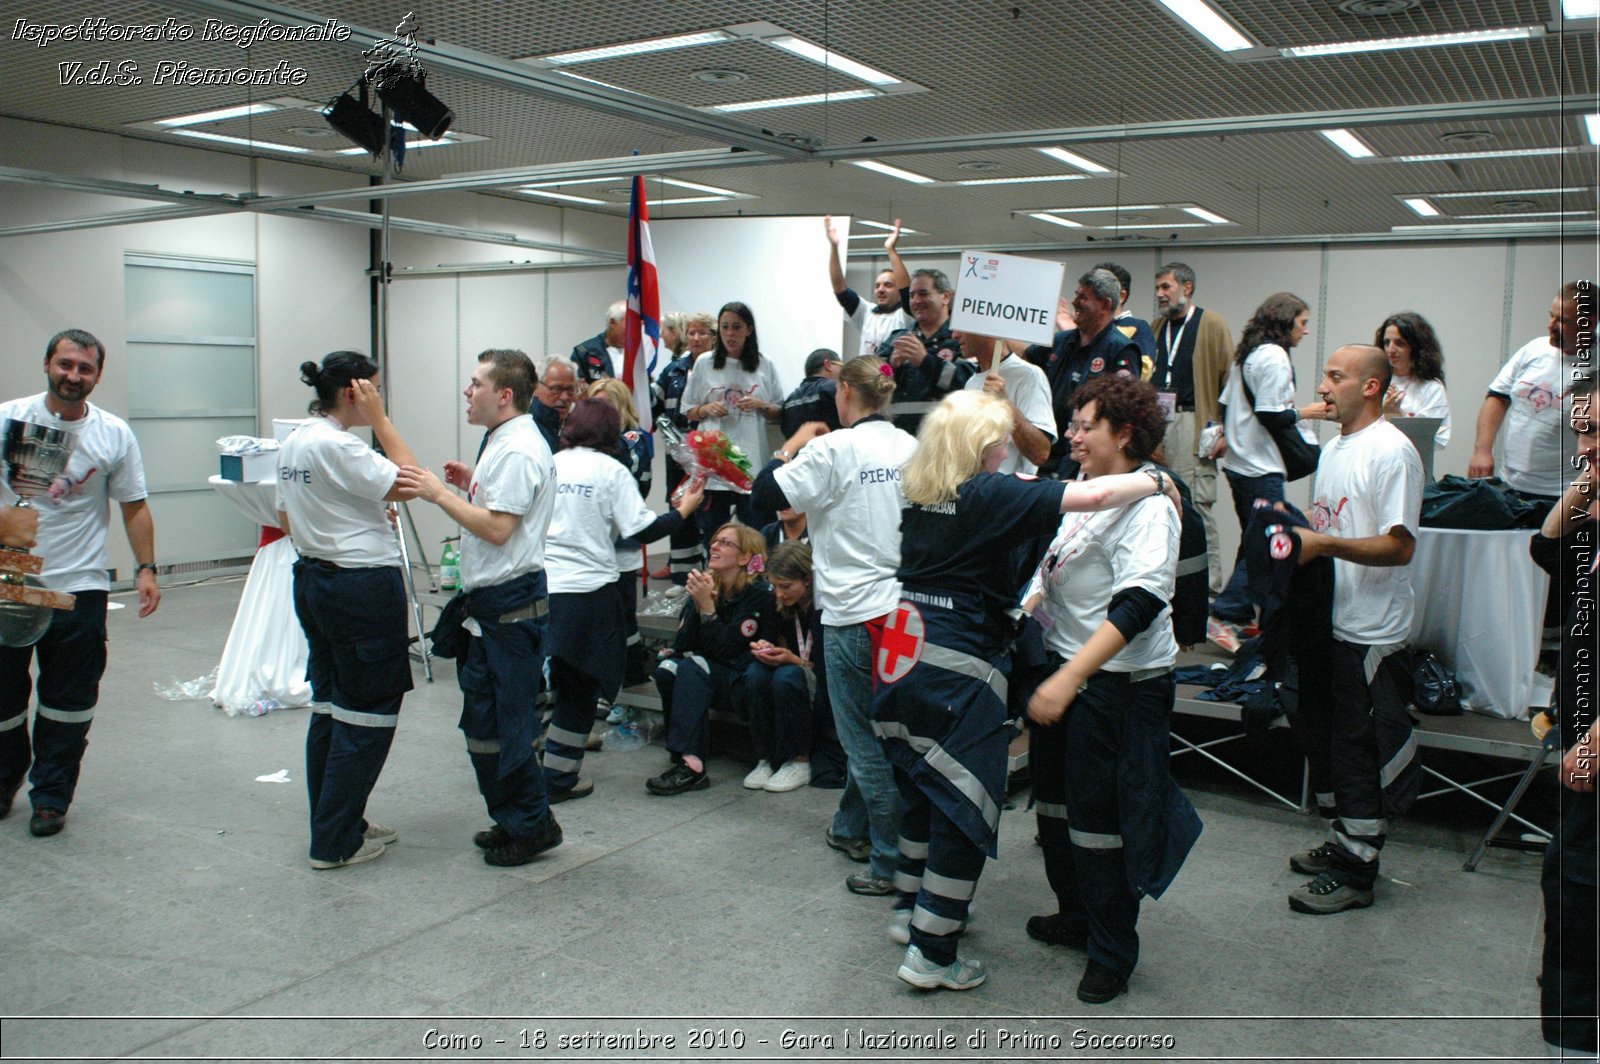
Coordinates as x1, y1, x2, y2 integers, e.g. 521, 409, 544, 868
219, 451, 278, 483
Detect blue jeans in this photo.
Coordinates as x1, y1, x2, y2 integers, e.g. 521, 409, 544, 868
1211, 469, 1285, 623
823, 622, 901, 879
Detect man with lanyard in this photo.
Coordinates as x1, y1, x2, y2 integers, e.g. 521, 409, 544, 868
1, 329, 161, 837
779, 349, 843, 437
1151, 262, 1234, 595
409, 349, 562, 867
824, 215, 912, 360
879, 269, 972, 435
531, 355, 578, 454
1023, 268, 1141, 478
569, 301, 624, 383
1285, 344, 1423, 914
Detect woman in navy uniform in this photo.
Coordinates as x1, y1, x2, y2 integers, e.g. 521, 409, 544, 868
876, 389, 1178, 991
743, 541, 823, 793
647, 523, 779, 796
276, 352, 423, 869
1025, 375, 1202, 1005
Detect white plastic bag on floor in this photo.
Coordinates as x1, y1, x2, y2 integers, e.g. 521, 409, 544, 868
212, 537, 311, 715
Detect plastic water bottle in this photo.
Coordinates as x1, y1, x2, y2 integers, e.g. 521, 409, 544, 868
246, 698, 282, 717
607, 707, 649, 751
440, 538, 460, 590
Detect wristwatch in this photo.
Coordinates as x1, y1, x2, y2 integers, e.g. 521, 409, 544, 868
136, 562, 159, 576
1144, 469, 1167, 496
773, 447, 793, 462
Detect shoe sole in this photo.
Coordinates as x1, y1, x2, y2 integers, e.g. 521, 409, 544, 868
310, 845, 386, 870
1288, 891, 1374, 915
846, 880, 895, 896
1077, 983, 1127, 1004
825, 832, 871, 864
483, 833, 564, 867
763, 775, 810, 792
364, 827, 398, 846
742, 777, 773, 790
29, 815, 66, 838
896, 964, 986, 991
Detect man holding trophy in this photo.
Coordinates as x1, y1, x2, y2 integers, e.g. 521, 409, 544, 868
0, 329, 161, 837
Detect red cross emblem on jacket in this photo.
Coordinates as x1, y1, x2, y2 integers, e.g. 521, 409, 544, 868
873, 602, 925, 684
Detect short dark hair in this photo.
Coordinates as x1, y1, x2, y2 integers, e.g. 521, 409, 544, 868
46, 329, 106, 370
912, 268, 953, 296
299, 351, 379, 416
478, 349, 535, 412
804, 348, 839, 377
1069, 375, 1167, 462
1157, 262, 1196, 291
559, 397, 622, 455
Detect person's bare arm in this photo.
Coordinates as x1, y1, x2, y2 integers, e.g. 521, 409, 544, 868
1469, 394, 1509, 478
1297, 525, 1415, 567
884, 219, 911, 289
824, 215, 847, 295
119, 499, 160, 617
407, 465, 519, 546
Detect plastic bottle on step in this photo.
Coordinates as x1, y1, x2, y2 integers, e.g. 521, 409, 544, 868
246, 698, 282, 717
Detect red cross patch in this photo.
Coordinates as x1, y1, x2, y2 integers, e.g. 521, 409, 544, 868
739, 618, 758, 638
1090, 357, 1105, 373
875, 602, 925, 684
1266, 524, 1295, 561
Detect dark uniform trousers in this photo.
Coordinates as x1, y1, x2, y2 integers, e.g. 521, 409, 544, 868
293, 561, 413, 864
654, 653, 748, 762
0, 590, 109, 813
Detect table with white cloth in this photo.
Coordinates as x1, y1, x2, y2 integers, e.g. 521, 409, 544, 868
206, 475, 311, 714
1408, 527, 1548, 719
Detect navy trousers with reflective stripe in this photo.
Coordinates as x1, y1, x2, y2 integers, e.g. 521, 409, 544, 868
655, 655, 745, 762
293, 563, 410, 863
0, 590, 108, 813
892, 764, 985, 966
459, 623, 550, 839
544, 656, 596, 795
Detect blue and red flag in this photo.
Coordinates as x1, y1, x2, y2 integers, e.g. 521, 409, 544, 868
624, 174, 660, 430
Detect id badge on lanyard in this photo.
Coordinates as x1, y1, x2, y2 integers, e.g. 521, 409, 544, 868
1155, 390, 1178, 423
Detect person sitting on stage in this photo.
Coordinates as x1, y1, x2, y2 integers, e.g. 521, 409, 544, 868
743, 541, 822, 793
647, 523, 779, 796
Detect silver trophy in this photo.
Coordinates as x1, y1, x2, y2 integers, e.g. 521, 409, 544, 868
1, 418, 78, 646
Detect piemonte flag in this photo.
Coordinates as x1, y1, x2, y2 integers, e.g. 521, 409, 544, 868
624, 174, 661, 430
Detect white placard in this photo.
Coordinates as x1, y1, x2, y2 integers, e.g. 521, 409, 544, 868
950, 250, 1065, 345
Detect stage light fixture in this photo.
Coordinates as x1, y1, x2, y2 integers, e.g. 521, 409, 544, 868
373, 64, 454, 140
322, 84, 387, 155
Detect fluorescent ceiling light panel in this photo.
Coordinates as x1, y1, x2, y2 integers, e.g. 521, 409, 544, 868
1183, 206, 1231, 224
1037, 147, 1111, 173
1422, 186, 1590, 198
1281, 26, 1542, 58
520, 188, 607, 205
554, 71, 644, 96
335, 137, 460, 156
710, 89, 877, 113
1029, 213, 1084, 228
1401, 197, 1441, 216
1393, 147, 1577, 162
766, 36, 901, 86
1152, 0, 1255, 51
1320, 128, 1376, 158
851, 160, 935, 184
522, 177, 616, 189
1030, 204, 1168, 214
1587, 114, 1600, 145
1391, 221, 1586, 232
647, 196, 730, 205
542, 30, 730, 65
1562, 0, 1599, 18
659, 178, 740, 196
1097, 222, 1213, 230
171, 129, 308, 153
1458, 210, 1594, 219
855, 219, 922, 234
155, 102, 279, 127
954, 174, 1091, 186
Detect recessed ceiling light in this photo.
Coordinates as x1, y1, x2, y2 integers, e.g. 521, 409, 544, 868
1563, 0, 1599, 18
1439, 130, 1496, 144
1458, 210, 1594, 220
1028, 204, 1167, 214
1402, 197, 1441, 217
856, 219, 921, 234
1096, 222, 1214, 230
851, 159, 935, 184
692, 68, 748, 84
659, 178, 741, 196
766, 36, 902, 86
334, 136, 460, 156
1391, 220, 1584, 232
1183, 206, 1231, 224
709, 89, 878, 113
1281, 25, 1543, 58
520, 188, 607, 205
1393, 147, 1579, 162
1037, 147, 1111, 173
171, 129, 308, 153
647, 196, 731, 205
1587, 114, 1600, 145
1152, 0, 1256, 51
1421, 186, 1589, 199
1029, 213, 1084, 228
955, 174, 1091, 186
155, 102, 281, 127
1320, 128, 1376, 158
540, 30, 731, 65
957, 161, 1000, 172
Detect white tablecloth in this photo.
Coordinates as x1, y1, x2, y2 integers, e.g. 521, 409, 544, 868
1408, 527, 1547, 719
206, 476, 311, 714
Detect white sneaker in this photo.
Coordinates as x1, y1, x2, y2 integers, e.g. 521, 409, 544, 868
896, 944, 987, 991
363, 822, 398, 846
763, 761, 812, 792
742, 761, 775, 789
310, 837, 387, 870
888, 906, 969, 945
605, 703, 627, 725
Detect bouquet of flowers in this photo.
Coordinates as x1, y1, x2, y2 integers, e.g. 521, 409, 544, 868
655, 416, 754, 493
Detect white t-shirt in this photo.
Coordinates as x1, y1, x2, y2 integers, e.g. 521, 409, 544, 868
545, 447, 659, 594
459, 414, 555, 593
275, 416, 400, 568
1026, 481, 1180, 671
684, 353, 784, 492
773, 417, 918, 626
1390, 374, 1452, 450
846, 299, 913, 361
1490, 336, 1574, 498
1310, 417, 1423, 645
1220, 344, 1313, 478
963, 354, 1056, 476
0, 394, 148, 593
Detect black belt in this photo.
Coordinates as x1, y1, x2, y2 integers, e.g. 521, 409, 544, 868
1175, 403, 1196, 413
298, 557, 344, 571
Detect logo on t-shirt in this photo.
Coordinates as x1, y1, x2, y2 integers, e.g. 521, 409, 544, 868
1311, 496, 1350, 534
1515, 378, 1560, 413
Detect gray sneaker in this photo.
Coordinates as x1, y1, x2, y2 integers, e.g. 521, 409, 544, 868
1288, 872, 1374, 914
1289, 842, 1333, 875
310, 837, 387, 870
896, 944, 987, 990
